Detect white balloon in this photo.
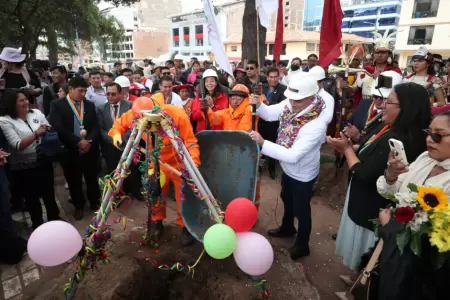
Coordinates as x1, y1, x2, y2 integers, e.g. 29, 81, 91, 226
27, 221, 83, 267
233, 232, 274, 276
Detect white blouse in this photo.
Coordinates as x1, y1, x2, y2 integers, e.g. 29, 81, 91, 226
377, 151, 450, 196
0, 109, 49, 170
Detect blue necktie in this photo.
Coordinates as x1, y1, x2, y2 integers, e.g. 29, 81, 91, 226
113, 104, 119, 120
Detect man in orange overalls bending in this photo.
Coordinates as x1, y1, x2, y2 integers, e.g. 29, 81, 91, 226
109, 97, 199, 246
201, 84, 263, 209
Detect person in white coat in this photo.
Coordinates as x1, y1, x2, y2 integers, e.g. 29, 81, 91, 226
249, 74, 328, 260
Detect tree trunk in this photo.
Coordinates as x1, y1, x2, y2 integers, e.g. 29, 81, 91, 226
46, 26, 58, 65
241, 0, 267, 65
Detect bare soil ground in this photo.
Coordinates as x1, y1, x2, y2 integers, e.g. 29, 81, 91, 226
21, 146, 352, 300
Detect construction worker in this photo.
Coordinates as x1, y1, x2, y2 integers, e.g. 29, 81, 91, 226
201, 84, 263, 208
108, 97, 199, 246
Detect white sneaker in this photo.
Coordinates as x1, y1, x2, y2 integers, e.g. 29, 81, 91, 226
64, 182, 69, 189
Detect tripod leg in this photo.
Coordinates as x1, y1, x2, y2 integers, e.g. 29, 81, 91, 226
159, 120, 222, 222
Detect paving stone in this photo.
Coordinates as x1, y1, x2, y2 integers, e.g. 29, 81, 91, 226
22, 269, 39, 287
2, 276, 21, 299
0, 266, 18, 281
18, 257, 35, 273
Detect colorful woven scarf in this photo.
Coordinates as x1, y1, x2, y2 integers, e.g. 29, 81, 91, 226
276, 97, 325, 148
358, 125, 390, 154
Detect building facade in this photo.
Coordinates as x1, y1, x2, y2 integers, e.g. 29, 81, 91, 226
303, 0, 323, 31
341, 0, 402, 39
167, 1, 246, 62
395, 0, 449, 68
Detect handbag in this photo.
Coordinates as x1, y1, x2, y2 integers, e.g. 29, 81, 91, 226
40, 130, 66, 158
350, 239, 383, 300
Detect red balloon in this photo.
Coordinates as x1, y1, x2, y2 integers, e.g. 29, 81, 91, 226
225, 198, 258, 232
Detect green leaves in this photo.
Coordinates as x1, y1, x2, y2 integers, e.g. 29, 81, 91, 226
408, 183, 418, 193
396, 226, 411, 255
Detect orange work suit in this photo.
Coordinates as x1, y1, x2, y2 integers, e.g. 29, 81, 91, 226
108, 104, 200, 226
205, 96, 262, 208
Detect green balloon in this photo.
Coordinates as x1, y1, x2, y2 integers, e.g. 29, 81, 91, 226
203, 224, 237, 259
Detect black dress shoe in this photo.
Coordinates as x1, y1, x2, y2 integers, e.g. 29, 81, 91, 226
180, 227, 195, 246
289, 245, 310, 260
152, 220, 164, 241
267, 227, 297, 238
73, 209, 84, 220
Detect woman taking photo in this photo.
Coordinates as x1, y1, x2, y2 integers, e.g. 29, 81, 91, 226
0, 89, 60, 230
403, 47, 446, 106
375, 110, 450, 300
327, 82, 431, 272
191, 69, 228, 132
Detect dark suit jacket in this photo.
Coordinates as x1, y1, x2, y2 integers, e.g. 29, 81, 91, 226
258, 83, 287, 142
48, 97, 99, 158
97, 100, 132, 144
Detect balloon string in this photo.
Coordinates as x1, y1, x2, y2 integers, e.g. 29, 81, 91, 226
187, 249, 205, 278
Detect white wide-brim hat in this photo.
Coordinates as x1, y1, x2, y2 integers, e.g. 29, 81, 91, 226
0, 47, 26, 63
284, 73, 319, 100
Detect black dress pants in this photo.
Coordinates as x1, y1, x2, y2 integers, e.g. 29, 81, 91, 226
280, 172, 317, 249
8, 162, 59, 228
61, 152, 101, 210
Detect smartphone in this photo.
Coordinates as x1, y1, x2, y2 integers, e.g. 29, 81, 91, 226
388, 139, 408, 165
377, 75, 392, 89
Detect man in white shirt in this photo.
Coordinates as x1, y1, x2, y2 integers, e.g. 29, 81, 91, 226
154, 76, 183, 107
249, 74, 328, 260
281, 57, 303, 86
86, 70, 107, 108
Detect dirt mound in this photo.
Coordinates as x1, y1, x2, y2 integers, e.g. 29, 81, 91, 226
24, 225, 319, 300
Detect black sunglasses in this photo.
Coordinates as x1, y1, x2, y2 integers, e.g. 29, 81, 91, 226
162, 72, 171, 75
107, 92, 117, 96
246, 67, 255, 70
423, 129, 450, 143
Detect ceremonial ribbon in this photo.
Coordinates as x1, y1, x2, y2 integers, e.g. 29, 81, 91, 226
66, 95, 84, 126
358, 125, 390, 154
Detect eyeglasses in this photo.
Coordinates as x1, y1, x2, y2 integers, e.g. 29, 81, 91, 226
162, 72, 171, 76
107, 92, 117, 96
383, 100, 400, 105
372, 95, 383, 101
246, 67, 255, 70
423, 129, 450, 143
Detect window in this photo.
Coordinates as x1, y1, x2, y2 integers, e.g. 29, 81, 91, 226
412, 0, 439, 18
192, 52, 203, 56
306, 43, 316, 51
195, 25, 203, 46
268, 43, 286, 55
173, 28, 179, 36
183, 26, 190, 46
380, 5, 399, 15
353, 7, 378, 17
351, 19, 376, 28
182, 52, 190, 56
231, 45, 238, 52
343, 10, 354, 18
285, 1, 289, 5
378, 17, 397, 26
173, 40, 179, 47
408, 25, 434, 45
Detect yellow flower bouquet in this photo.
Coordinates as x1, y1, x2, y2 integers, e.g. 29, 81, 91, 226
381, 184, 450, 267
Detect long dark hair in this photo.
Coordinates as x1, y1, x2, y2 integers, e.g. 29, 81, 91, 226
1, 89, 31, 119
391, 82, 431, 156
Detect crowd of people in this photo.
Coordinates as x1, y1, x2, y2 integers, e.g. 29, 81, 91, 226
0, 30, 449, 300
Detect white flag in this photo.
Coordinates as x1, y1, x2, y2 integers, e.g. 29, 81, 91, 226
203, 0, 233, 76
256, 0, 279, 29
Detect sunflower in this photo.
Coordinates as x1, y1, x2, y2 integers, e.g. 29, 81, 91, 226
416, 186, 448, 211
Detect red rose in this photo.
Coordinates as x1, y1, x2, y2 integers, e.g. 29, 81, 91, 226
360, 74, 366, 79
395, 207, 415, 223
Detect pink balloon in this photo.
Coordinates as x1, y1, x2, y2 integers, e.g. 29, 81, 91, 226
233, 232, 274, 276
28, 221, 83, 267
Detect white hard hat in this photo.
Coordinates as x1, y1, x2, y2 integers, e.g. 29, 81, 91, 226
202, 69, 218, 79
370, 70, 403, 98
174, 54, 183, 60
309, 66, 326, 81
135, 60, 145, 69
115, 75, 130, 88
284, 73, 319, 100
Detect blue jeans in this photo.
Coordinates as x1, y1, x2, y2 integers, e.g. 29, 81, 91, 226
281, 172, 317, 249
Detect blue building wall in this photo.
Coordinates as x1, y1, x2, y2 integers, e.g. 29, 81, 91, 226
303, 0, 324, 32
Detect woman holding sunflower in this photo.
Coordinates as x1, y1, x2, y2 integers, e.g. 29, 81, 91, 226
327, 82, 431, 281
375, 110, 450, 300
